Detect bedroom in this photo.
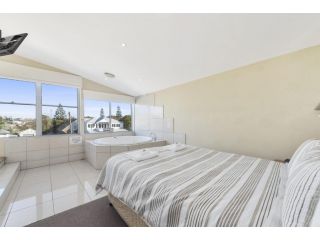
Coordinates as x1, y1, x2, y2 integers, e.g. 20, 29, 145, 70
0, 1, 320, 238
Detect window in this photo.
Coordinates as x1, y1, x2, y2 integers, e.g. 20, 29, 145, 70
0, 78, 36, 137
110, 102, 132, 131
42, 84, 78, 135
84, 100, 132, 133
84, 99, 110, 134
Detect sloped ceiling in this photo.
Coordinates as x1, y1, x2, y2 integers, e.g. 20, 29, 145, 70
1, 14, 320, 96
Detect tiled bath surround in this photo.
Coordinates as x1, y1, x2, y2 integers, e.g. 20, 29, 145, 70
4, 136, 84, 170
85, 140, 167, 169
2, 131, 134, 170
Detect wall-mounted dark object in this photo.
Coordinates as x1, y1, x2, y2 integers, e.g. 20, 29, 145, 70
0, 30, 28, 57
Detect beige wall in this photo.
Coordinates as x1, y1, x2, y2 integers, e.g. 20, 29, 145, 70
136, 45, 320, 160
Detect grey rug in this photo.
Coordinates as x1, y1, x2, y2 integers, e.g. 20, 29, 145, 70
27, 197, 127, 227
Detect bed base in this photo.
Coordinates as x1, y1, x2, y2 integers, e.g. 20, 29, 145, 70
108, 193, 149, 227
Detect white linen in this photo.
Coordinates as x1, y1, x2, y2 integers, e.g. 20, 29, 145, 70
160, 143, 187, 152
97, 145, 285, 227
125, 149, 159, 162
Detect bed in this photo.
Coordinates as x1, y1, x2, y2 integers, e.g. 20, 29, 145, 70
96, 141, 320, 227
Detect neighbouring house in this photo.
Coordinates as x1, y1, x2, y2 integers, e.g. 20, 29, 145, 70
84, 116, 124, 133
0, 129, 18, 138
0, 129, 10, 135
60, 120, 79, 134
19, 128, 36, 137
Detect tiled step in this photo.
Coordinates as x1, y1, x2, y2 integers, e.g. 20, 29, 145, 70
0, 163, 20, 211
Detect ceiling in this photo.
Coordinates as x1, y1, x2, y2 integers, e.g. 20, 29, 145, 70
1, 14, 320, 96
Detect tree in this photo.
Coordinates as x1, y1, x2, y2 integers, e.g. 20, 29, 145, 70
116, 106, 122, 119
100, 108, 105, 118
54, 104, 67, 120
0, 116, 4, 129
120, 115, 131, 131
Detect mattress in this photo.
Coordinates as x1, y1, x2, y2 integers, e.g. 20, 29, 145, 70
96, 145, 286, 227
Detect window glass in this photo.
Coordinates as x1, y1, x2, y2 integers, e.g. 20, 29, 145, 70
0, 78, 36, 104
110, 102, 132, 131
84, 99, 110, 134
42, 84, 78, 106
0, 78, 36, 137
42, 84, 78, 135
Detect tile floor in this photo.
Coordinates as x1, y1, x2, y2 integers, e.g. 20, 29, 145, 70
0, 160, 107, 227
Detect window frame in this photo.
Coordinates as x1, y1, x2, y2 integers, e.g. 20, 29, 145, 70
83, 98, 133, 134
0, 77, 37, 137
0, 75, 80, 137
83, 99, 111, 134
41, 83, 80, 136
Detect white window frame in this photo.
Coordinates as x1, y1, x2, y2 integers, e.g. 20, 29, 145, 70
0, 61, 82, 137
40, 82, 80, 136
83, 90, 134, 134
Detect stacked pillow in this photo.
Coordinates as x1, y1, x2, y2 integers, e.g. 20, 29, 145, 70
282, 139, 320, 227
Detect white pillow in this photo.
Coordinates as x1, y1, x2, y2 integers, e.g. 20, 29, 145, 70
282, 142, 320, 227
288, 139, 320, 177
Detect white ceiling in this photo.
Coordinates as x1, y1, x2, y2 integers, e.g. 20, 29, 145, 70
1, 14, 320, 96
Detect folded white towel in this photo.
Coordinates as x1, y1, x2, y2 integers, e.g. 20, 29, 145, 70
126, 149, 159, 162
161, 143, 187, 152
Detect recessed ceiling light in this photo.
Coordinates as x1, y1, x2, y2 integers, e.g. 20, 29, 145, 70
104, 72, 115, 78
121, 43, 127, 47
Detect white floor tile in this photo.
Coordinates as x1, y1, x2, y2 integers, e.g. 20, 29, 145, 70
5, 201, 54, 227
81, 177, 107, 200
23, 166, 50, 176
51, 174, 80, 188
52, 182, 84, 199
53, 191, 91, 214
50, 162, 73, 173
12, 191, 52, 212
71, 161, 100, 180
0, 160, 102, 227
17, 181, 52, 198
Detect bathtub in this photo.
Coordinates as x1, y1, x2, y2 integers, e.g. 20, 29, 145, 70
85, 135, 166, 169
93, 136, 152, 146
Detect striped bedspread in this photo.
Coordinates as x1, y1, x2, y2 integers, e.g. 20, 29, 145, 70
96, 145, 286, 227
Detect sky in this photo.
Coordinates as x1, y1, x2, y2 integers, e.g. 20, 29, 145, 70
84, 100, 131, 118
0, 78, 131, 119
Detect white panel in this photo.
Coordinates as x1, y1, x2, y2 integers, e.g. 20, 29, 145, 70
174, 133, 186, 144
150, 118, 164, 131
154, 131, 164, 141
162, 132, 174, 144
150, 106, 163, 118
134, 104, 150, 131
163, 118, 174, 133
135, 130, 151, 137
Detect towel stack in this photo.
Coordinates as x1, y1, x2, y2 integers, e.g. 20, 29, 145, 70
125, 149, 159, 162
125, 144, 187, 162
161, 143, 187, 152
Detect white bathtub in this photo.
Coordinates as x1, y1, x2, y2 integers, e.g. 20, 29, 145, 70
85, 136, 166, 169
93, 136, 152, 146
